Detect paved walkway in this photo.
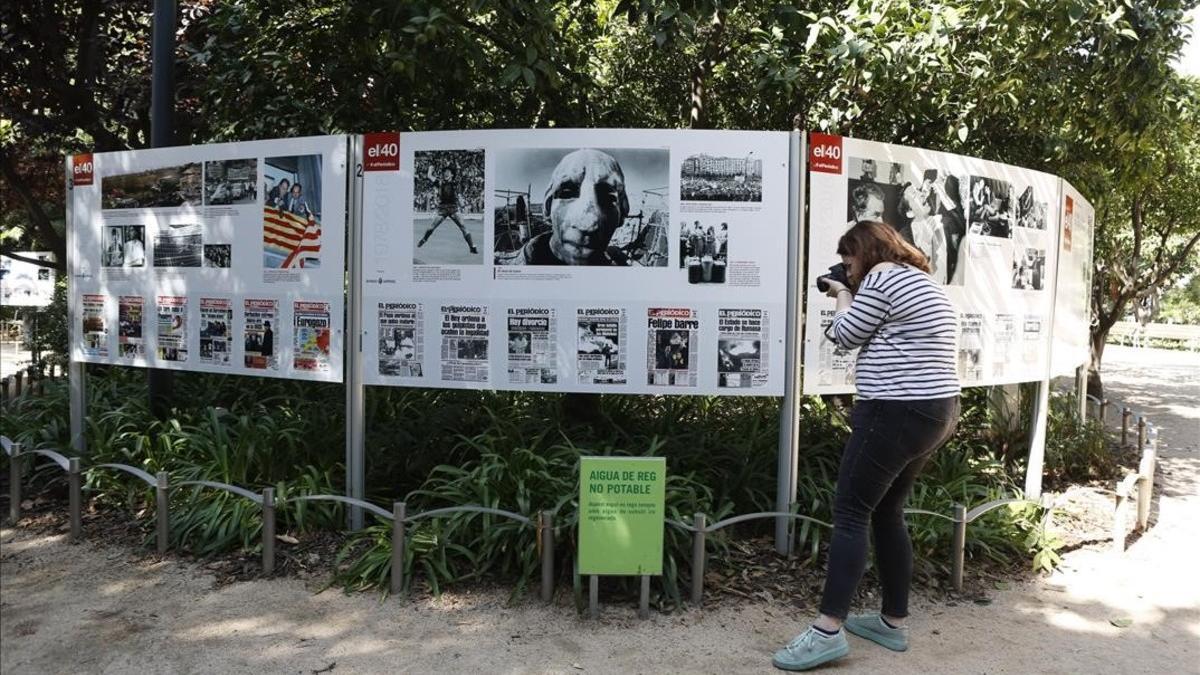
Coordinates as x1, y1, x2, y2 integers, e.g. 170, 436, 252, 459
1, 346, 1197, 673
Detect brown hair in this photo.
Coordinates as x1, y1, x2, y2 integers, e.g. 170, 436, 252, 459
836, 220, 931, 289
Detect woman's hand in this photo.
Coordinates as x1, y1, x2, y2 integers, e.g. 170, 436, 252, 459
821, 277, 849, 298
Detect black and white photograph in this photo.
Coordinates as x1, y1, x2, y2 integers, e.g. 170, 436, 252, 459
203, 244, 231, 268
102, 163, 202, 209
1016, 185, 1047, 230
204, 158, 258, 205
508, 331, 532, 354
1011, 247, 1046, 290
846, 157, 906, 226
413, 149, 485, 266
263, 154, 323, 269
968, 175, 1014, 238
654, 330, 690, 371
718, 339, 760, 375
680, 153, 762, 202
153, 223, 203, 267
678, 220, 728, 284
380, 328, 422, 377
577, 322, 620, 366
102, 225, 147, 267
493, 147, 670, 267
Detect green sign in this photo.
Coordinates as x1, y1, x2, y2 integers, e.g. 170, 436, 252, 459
578, 456, 666, 576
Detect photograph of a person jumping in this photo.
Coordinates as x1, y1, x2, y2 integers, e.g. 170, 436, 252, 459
413, 149, 484, 265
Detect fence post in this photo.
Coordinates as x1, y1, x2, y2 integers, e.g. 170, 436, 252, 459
1099, 399, 1110, 424
1112, 489, 1128, 553
951, 503, 966, 592
261, 487, 275, 575
691, 512, 707, 606
589, 575, 600, 619
14, 371, 23, 397
539, 510, 554, 603
1137, 416, 1146, 454
8, 443, 23, 523
390, 501, 406, 597
1121, 408, 1131, 447
1136, 453, 1153, 531
68, 457, 82, 541
155, 471, 169, 555
638, 575, 651, 620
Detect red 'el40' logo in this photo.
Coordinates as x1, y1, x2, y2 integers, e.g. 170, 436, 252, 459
363, 132, 400, 172
809, 133, 843, 174
73, 154, 94, 186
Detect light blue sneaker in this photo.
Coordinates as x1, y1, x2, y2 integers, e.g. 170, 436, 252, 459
844, 614, 909, 652
772, 627, 849, 671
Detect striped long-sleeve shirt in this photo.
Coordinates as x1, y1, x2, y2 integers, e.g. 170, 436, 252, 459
826, 264, 960, 400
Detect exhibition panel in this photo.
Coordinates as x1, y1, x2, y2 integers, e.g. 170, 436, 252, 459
68, 136, 348, 382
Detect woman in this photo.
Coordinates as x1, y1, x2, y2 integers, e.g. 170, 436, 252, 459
773, 221, 960, 671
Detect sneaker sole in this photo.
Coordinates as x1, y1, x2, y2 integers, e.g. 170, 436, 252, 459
771, 643, 849, 671
844, 622, 908, 652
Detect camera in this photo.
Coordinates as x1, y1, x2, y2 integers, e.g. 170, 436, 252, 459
816, 262, 850, 293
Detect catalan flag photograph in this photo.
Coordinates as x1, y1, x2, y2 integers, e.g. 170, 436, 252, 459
262, 154, 323, 269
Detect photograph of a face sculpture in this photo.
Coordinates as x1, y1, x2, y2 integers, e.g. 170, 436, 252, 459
494, 147, 670, 267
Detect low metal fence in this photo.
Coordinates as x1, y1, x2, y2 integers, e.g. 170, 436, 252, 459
1, 392, 1162, 616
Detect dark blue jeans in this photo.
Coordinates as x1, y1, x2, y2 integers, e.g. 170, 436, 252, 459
819, 396, 960, 620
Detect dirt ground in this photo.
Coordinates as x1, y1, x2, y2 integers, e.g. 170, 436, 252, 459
2, 345, 1197, 674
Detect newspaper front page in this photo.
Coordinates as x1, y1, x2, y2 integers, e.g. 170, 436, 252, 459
646, 307, 699, 388
716, 308, 769, 389
506, 307, 557, 385
577, 307, 627, 385
440, 304, 489, 383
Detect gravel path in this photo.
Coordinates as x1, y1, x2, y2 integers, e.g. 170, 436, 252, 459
2, 346, 1197, 674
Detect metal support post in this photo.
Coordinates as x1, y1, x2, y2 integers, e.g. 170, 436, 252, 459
691, 512, 707, 606
539, 510, 554, 603
1121, 408, 1131, 447
261, 487, 275, 575
14, 371, 22, 397
1023, 378, 1051, 499
345, 134, 366, 531
1074, 365, 1087, 421
1137, 417, 1146, 454
775, 129, 806, 554
68, 457, 82, 541
589, 575, 599, 619
8, 443, 23, 523
155, 471, 169, 555
638, 575, 650, 620
1099, 399, 1110, 424
390, 502, 406, 596
951, 503, 966, 592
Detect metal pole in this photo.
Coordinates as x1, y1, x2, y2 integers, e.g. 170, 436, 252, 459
8, 443, 22, 523
345, 135, 366, 531
1023, 378, 1051, 499
775, 128, 806, 554
691, 512, 706, 606
539, 510, 554, 603
262, 487, 275, 575
14, 371, 23, 397
66, 156, 87, 456
147, 0, 178, 416
589, 575, 599, 619
1137, 416, 1146, 454
1075, 365, 1087, 422
638, 575, 650, 620
155, 471, 169, 554
68, 457, 82, 541
1099, 399, 1110, 424
1121, 407, 1131, 447
951, 503, 966, 592
390, 501, 406, 596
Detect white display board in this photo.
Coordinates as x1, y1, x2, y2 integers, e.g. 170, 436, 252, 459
358, 129, 791, 395
1050, 180, 1095, 376
803, 133, 1061, 394
68, 136, 348, 381
1, 252, 56, 307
